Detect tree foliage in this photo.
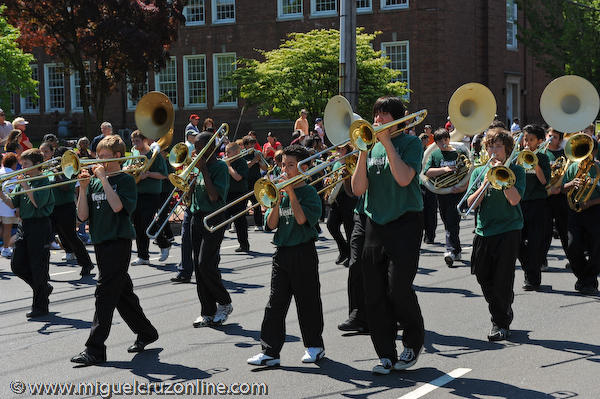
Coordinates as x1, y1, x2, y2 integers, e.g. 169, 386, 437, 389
516, 0, 600, 87
0, 6, 38, 117
232, 28, 408, 122
3, 0, 185, 136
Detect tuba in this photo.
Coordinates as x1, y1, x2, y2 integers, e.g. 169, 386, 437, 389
567, 155, 600, 212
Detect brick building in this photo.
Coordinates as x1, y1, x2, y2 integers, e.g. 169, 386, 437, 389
17, 0, 549, 144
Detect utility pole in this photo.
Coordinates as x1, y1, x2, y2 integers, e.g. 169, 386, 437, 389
339, 0, 357, 109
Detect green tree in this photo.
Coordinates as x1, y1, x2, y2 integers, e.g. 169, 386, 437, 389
232, 28, 408, 123
0, 6, 38, 117
516, 0, 600, 85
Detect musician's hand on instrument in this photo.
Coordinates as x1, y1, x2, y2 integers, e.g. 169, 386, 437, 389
138, 171, 150, 180
572, 177, 583, 189
93, 165, 107, 180
445, 165, 457, 173
79, 169, 91, 189
375, 128, 392, 145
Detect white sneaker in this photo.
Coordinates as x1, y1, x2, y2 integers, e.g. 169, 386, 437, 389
131, 257, 150, 266
254, 226, 263, 231
394, 347, 421, 370
228, 227, 236, 233
301, 347, 325, 363
50, 241, 61, 250
63, 253, 76, 262
247, 353, 280, 367
159, 248, 170, 262
372, 358, 393, 375
212, 303, 233, 324
1, 247, 12, 258
192, 315, 214, 328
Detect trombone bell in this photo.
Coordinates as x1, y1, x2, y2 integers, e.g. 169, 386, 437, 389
254, 179, 279, 209
169, 143, 190, 168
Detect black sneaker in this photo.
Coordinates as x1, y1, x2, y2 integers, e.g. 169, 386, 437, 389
394, 347, 421, 370
487, 325, 510, 341
337, 319, 368, 333
171, 275, 191, 283
522, 282, 540, 291
575, 283, 599, 296
335, 253, 348, 265
234, 246, 249, 253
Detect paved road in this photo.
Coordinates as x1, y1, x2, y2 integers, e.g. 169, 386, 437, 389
0, 217, 598, 399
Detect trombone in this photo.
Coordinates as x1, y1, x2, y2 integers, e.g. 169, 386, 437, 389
514, 136, 552, 170
349, 109, 427, 151
0, 155, 68, 185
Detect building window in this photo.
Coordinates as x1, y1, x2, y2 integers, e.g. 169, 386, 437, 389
70, 63, 91, 112
155, 57, 177, 107
20, 64, 39, 114
127, 77, 150, 110
44, 63, 65, 112
311, 0, 337, 16
184, 55, 207, 108
212, 0, 235, 24
357, 0, 372, 13
184, 0, 205, 26
380, 0, 408, 10
278, 0, 303, 19
382, 41, 409, 98
213, 53, 237, 107
506, 0, 517, 50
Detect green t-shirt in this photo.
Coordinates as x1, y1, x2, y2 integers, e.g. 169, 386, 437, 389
354, 195, 365, 215
162, 161, 175, 194
522, 152, 551, 201
424, 147, 467, 171
544, 148, 565, 164
467, 163, 525, 237
135, 151, 168, 194
265, 184, 322, 247
363, 133, 424, 224
87, 173, 137, 244
563, 159, 600, 201
228, 158, 249, 194
49, 175, 76, 206
12, 176, 55, 219
190, 160, 230, 213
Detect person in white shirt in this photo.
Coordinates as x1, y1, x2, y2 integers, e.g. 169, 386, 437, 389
0, 153, 19, 258
0, 109, 13, 144
185, 131, 197, 155
511, 118, 521, 133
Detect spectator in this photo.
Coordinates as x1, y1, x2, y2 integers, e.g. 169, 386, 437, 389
39, 142, 55, 161
76, 137, 91, 158
203, 117, 215, 132
43, 133, 59, 150
90, 122, 113, 157
314, 117, 325, 142
290, 130, 303, 146
444, 116, 454, 132
294, 109, 309, 136
0, 109, 13, 143
0, 152, 19, 258
247, 131, 262, 151
4, 130, 22, 152
11, 117, 33, 150
186, 114, 200, 134
511, 118, 521, 133
262, 132, 282, 160
185, 131, 198, 155
5, 141, 23, 165
423, 125, 434, 146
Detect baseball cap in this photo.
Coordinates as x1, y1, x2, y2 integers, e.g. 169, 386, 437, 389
315, 117, 323, 123
43, 133, 58, 143
13, 117, 28, 126
189, 114, 200, 120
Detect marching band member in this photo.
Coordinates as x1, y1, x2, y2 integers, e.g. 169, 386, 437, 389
224, 142, 250, 252
562, 139, 600, 295
190, 132, 233, 327
517, 124, 551, 291
248, 145, 324, 367
467, 128, 525, 341
326, 144, 357, 266
128, 130, 169, 265
242, 136, 268, 231
542, 128, 569, 268
351, 96, 425, 374
424, 128, 468, 267
71, 135, 158, 366
0, 149, 54, 318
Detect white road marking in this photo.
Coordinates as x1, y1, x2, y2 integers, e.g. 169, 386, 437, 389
398, 368, 471, 399
49, 270, 77, 277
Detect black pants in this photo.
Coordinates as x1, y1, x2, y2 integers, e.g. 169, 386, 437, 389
147, 190, 174, 243
471, 230, 520, 329
177, 208, 194, 278
227, 191, 249, 250
51, 202, 93, 269
347, 212, 366, 324
436, 193, 462, 255
85, 239, 157, 358
518, 199, 547, 286
133, 193, 169, 260
362, 212, 425, 362
261, 240, 324, 358
543, 194, 569, 260
326, 196, 355, 259
421, 185, 437, 241
248, 178, 263, 227
11, 217, 52, 311
566, 206, 600, 289
191, 211, 231, 316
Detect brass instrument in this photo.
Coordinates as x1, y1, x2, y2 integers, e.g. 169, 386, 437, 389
429, 153, 472, 189
546, 155, 567, 195
447, 83, 497, 142
514, 136, 552, 171
546, 133, 594, 196
222, 148, 257, 164
567, 155, 600, 212
349, 109, 427, 151
0, 153, 72, 185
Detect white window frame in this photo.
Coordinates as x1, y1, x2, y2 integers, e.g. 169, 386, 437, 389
70, 62, 91, 112
20, 64, 39, 114
127, 77, 150, 111
506, 76, 521, 125
212, 0, 236, 24
506, 0, 518, 50
154, 56, 178, 109
183, 55, 208, 109
278, 0, 303, 20
357, 0, 372, 14
184, 0, 205, 26
380, 0, 408, 11
44, 63, 65, 112
310, 0, 337, 17
381, 40, 410, 100
213, 52, 237, 108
